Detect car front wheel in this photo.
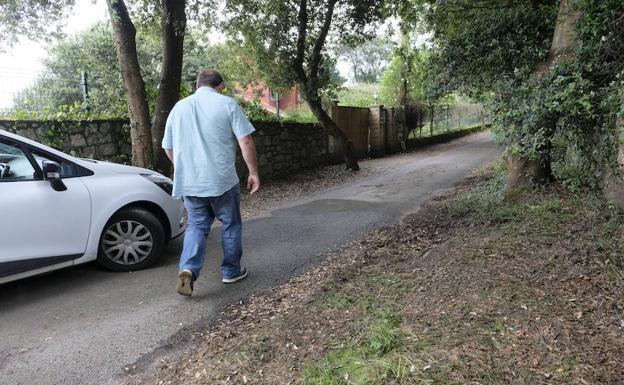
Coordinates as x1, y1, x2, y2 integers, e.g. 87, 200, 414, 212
97, 207, 165, 271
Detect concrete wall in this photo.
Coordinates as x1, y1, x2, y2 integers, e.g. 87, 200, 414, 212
0, 119, 337, 180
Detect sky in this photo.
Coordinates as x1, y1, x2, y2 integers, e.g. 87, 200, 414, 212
0, 0, 108, 108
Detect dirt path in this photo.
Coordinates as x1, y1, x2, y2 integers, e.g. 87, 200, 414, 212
124, 167, 624, 385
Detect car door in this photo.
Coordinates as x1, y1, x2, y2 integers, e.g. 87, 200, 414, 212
0, 136, 92, 277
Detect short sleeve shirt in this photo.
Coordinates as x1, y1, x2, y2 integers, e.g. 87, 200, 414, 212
162, 87, 256, 198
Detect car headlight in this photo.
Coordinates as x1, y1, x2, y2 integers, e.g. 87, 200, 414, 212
141, 174, 173, 195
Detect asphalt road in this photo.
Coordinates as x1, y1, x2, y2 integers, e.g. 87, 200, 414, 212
0, 132, 499, 385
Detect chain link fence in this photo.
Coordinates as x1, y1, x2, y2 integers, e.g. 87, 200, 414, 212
0, 65, 89, 117
0, 66, 41, 114
406, 103, 490, 139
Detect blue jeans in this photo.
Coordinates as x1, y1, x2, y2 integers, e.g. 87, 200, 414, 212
180, 184, 243, 280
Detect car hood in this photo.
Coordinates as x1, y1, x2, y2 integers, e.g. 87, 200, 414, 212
76, 158, 162, 176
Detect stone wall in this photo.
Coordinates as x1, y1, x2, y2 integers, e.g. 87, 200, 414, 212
248, 121, 335, 179
0, 119, 337, 180
0, 119, 132, 164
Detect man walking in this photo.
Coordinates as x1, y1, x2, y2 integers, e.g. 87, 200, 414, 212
162, 69, 260, 297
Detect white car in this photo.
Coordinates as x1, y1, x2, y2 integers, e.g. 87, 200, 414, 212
0, 129, 186, 284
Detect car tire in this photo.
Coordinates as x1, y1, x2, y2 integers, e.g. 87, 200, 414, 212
97, 207, 165, 272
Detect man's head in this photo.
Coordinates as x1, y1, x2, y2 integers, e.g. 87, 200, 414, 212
196, 69, 224, 93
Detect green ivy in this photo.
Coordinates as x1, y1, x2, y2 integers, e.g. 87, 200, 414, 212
410, 0, 623, 190
1, 100, 118, 121
487, 0, 624, 190
281, 108, 319, 123
238, 99, 279, 122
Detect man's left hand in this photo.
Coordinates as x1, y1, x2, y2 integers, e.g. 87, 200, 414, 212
247, 174, 260, 194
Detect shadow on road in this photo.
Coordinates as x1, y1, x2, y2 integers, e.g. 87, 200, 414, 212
0, 238, 183, 310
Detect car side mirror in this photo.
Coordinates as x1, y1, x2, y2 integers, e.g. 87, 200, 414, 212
42, 160, 67, 192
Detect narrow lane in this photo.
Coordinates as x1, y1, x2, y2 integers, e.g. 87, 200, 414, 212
0, 132, 499, 385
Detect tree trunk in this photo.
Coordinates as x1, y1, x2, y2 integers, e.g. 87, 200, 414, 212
506, 153, 552, 190
151, 0, 186, 175
420, 107, 424, 134
291, 0, 358, 171
604, 103, 624, 208
400, 78, 408, 106
429, 104, 434, 136
305, 90, 360, 171
535, 0, 582, 75
106, 0, 153, 169
506, 0, 582, 190
399, 33, 410, 106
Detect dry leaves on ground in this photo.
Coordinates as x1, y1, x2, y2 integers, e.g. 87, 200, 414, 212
124, 168, 624, 385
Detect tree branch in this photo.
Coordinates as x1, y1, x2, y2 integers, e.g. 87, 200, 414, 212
309, 0, 337, 79
293, 0, 308, 83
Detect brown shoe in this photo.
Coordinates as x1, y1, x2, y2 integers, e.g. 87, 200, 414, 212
176, 270, 194, 296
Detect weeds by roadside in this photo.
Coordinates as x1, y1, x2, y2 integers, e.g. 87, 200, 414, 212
125, 165, 624, 385
450, 162, 624, 273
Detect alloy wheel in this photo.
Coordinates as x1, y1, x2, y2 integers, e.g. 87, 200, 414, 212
102, 220, 154, 265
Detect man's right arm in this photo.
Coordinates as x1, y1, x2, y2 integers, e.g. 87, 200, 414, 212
164, 148, 174, 164
238, 135, 260, 194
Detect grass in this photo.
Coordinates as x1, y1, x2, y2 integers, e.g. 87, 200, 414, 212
450, 162, 624, 262
304, 166, 624, 385
320, 272, 409, 313
126, 163, 624, 385
336, 83, 379, 108
305, 271, 427, 385
301, 313, 415, 385
281, 108, 319, 123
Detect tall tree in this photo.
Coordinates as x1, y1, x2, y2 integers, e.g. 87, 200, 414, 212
410, 0, 624, 194
506, 0, 583, 190
151, 0, 186, 174
397, 33, 413, 106
106, 0, 189, 171
394, 0, 560, 188
226, 0, 385, 171
106, 0, 154, 168
378, 46, 428, 106
338, 38, 394, 83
